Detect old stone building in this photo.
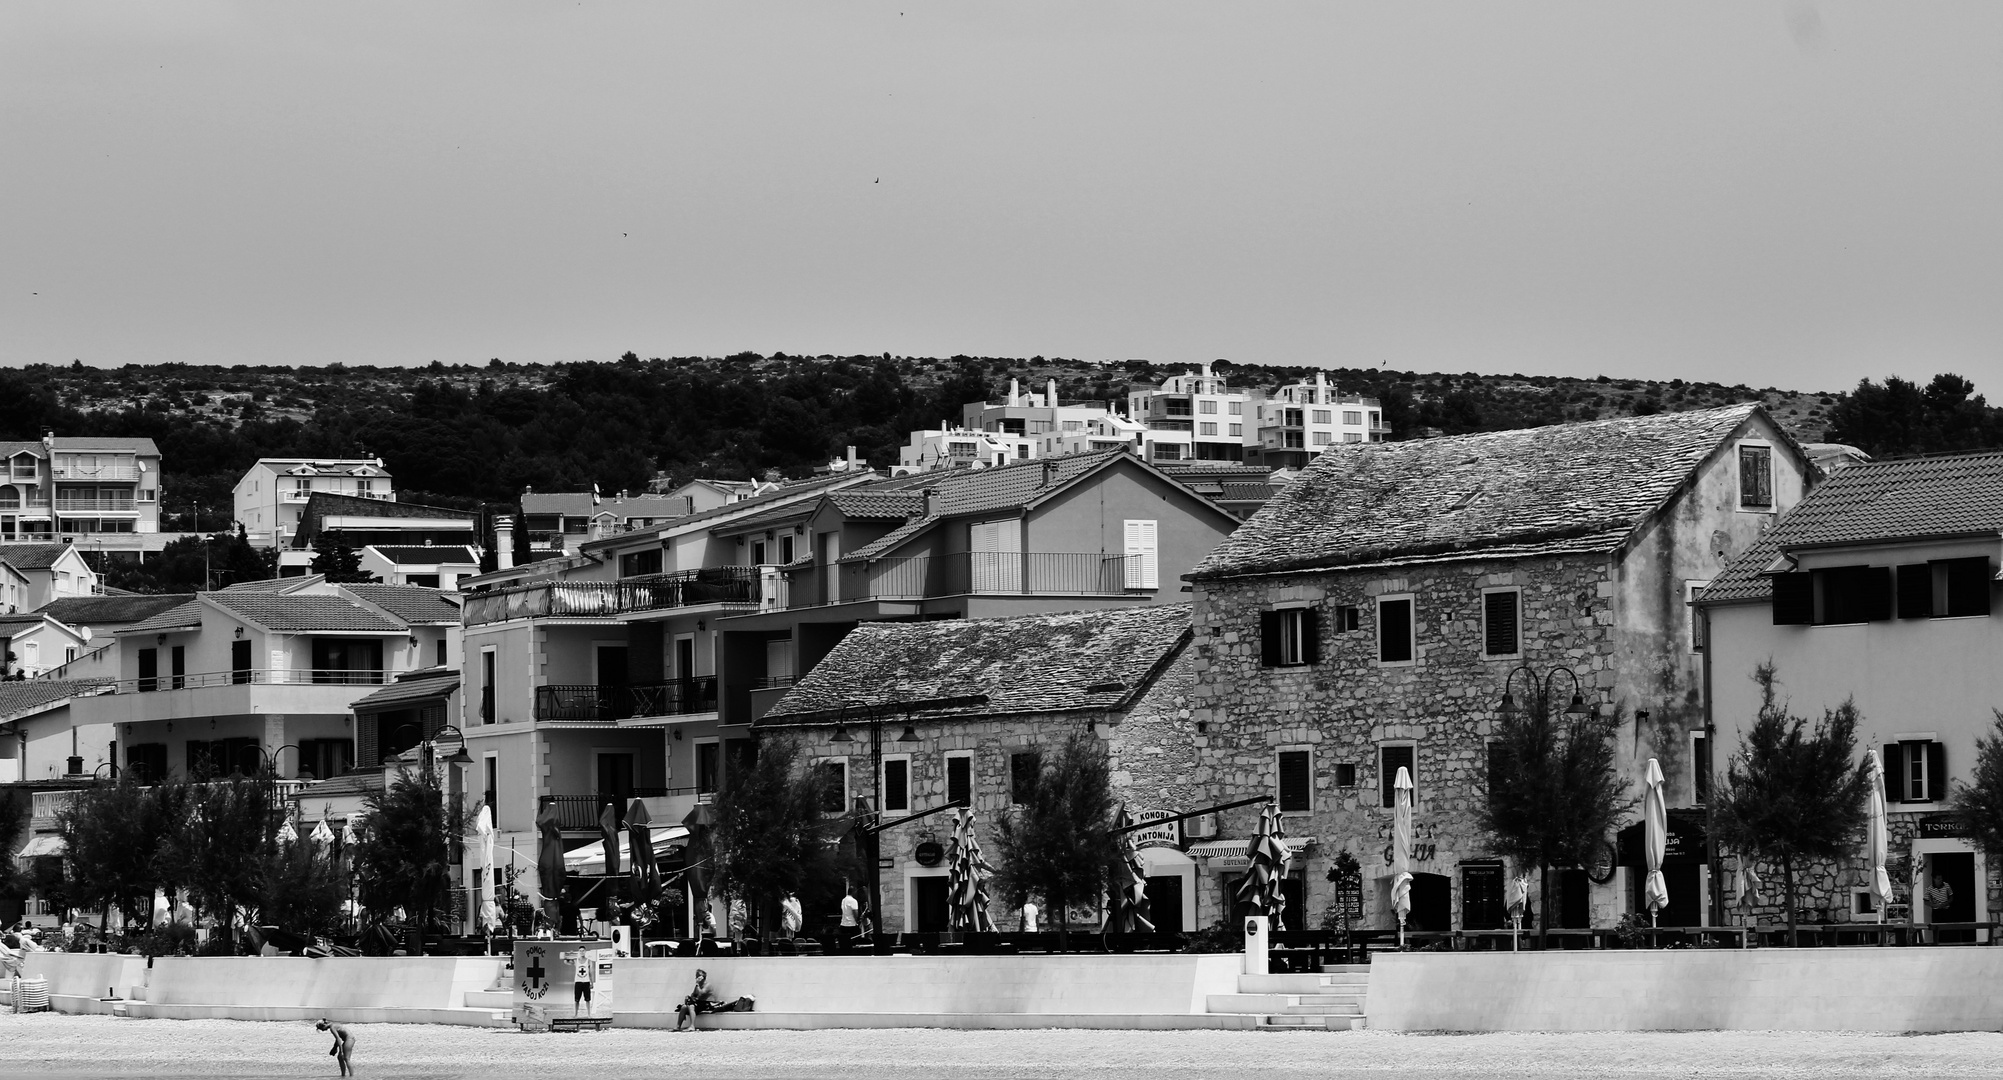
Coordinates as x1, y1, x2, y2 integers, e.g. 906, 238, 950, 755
1185, 404, 1814, 935
758, 604, 1201, 935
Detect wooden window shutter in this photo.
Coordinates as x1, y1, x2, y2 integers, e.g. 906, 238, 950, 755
1882, 743, 1904, 802
1771, 573, 1814, 625
1260, 610, 1283, 667
947, 756, 972, 807
358, 714, 379, 770
1299, 608, 1321, 665
1278, 751, 1311, 812
1380, 745, 1415, 808
1483, 591, 1519, 656
1739, 445, 1773, 506
1896, 564, 1933, 619
1486, 741, 1507, 803
1926, 742, 1947, 802
1941, 557, 1993, 618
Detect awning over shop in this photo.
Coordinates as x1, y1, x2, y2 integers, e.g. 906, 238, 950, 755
563, 825, 690, 876
1187, 836, 1314, 870
14, 834, 65, 859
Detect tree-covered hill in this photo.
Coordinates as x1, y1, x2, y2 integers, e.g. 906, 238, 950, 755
0, 354, 1994, 533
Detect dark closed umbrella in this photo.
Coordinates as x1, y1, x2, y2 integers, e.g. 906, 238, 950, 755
627, 798, 657, 892
536, 801, 567, 927
681, 803, 714, 935
599, 801, 623, 879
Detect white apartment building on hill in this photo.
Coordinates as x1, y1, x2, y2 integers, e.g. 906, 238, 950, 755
0, 436, 163, 544
235, 458, 394, 548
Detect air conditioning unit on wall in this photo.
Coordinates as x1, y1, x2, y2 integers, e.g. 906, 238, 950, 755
1185, 813, 1220, 839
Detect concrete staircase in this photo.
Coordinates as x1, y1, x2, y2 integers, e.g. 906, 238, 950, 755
1205, 965, 1368, 1030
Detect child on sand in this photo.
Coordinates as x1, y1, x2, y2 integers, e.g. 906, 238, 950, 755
316, 1018, 356, 1076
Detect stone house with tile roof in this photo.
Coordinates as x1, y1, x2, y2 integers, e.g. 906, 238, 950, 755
760, 604, 1202, 935
1696, 449, 2003, 934
1185, 403, 1814, 937
69, 577, 463, 786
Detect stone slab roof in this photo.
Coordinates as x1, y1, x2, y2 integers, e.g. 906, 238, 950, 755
36, 594, 195, 626
0, 544, 76, 571
1193, 404, 1768, 580
760, 604, 1192, 726
207, 592, 404, 633
342, 583, 462, 625
1702, 449, 2003, 605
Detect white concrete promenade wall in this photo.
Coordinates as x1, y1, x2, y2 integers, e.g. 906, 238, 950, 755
18, 952, 149, 1000
1369, 949, 2003, 1032
615, 954, 1242, 1017
142, 956, 505, 1011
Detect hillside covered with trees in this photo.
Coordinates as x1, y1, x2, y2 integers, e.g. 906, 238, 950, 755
0, 355, 1996, 539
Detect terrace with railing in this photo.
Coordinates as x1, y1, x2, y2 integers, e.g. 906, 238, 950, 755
107, 667, 393, 694
463, 567, 763, 626
782, 552, 1145, 607
545, 787, 702, 830
533, 676, 719, 722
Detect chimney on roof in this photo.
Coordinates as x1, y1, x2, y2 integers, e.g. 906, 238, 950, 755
494, 516, 515, 571
923, 488, 941, 516
846, 445, 859, 471
1041, 460, 1059, 487
1046, 378, 1058, 408
1009, 378, 1020, 406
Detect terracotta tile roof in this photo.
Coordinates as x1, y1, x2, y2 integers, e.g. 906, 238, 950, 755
841, 449, 1134, 562
826, 490, 927, 519
36, 594, 196, 626
0, 544, 76, 571
54, 437, 160, 455
118, 599, 207, 635
342, 583, 462, 625
348, 672, 460, 711
1701, 449, 2003, 605
207, 592, 404, 633
1193, 404, 1769, 580
760, 604, 1192, 726
579, 471, 877, 550
0, 678, 115, 720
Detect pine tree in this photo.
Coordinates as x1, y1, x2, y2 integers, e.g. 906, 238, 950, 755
991, 736, 1122, 940
1950, 710, 2003, 860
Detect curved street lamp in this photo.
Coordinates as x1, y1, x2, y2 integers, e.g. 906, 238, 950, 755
1496, 664, 1593, 720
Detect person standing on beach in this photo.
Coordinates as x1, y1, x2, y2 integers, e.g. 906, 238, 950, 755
315, 1019, 356, 1076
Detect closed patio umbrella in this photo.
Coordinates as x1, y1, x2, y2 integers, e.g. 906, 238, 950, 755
627, 798, 657, 893
1392, 767, 1413, 948
1642, 758, 1669, 929
536, 801, 567, 930
1236, 803, 1291, 928
1109, 808, 1153, 935
598, 802, 623, 880
276, 819, 298, 847
1506, 875, 1530, 950
471, 804, 496, 933
1864, 749, 1893, 928
947, 808, 999, 933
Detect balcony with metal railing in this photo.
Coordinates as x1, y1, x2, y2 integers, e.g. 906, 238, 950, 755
782, 552, 1144, 608
73, 667, 404, 726
463, 567, 763, 626
533, 676, 719, 723
54, 497, 137, 513
50, 463, 141, 481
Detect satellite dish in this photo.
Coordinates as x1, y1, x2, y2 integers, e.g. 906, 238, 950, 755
79, 627, 92, 643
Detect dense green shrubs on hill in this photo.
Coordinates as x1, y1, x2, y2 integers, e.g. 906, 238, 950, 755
1, 356, 1996, 540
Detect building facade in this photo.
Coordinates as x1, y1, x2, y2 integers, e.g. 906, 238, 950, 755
1185, 404, 1812, 936
1698, 449, 2003, 934
235, 458, 393, 548
0, 436, 163, 544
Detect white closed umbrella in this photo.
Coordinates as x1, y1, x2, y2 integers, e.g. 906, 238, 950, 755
473, 804, 497, 933
1392, 766, 1414, 948
1506, 875, 1531, 950
276, 819, 299, 847
1642, 758, 1669, 929
1865, 750, 1893, 930
311, 818, 335, 848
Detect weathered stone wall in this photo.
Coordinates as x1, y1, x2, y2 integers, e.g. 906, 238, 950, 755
1189, 550, 1715, 932
786, 646, 1199, 934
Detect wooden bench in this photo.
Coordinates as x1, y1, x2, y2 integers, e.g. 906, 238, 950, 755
549, 1016, 612, 1033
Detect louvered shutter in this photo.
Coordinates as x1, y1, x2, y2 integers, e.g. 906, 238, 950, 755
1860, 566, 1893, 622
1483, 592, 1519, 656
1896, 565, 1933, 619
1299, 608, 1321, 665
1380, 745, 1415, 808
359, 714, 380, 769
1278, 751, 1311, 811
1124, 519, 1159, 590
1927, 742, 1948, 802
1771, 573, 1814, 625
1883, 743, 1904, 803
947, 756, 972, 807
1260, 611, 1283, 667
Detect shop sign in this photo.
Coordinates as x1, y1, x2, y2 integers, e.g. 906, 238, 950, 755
1917, 818, 1967, 840
913, 841, 944, 867
1129, 809, 1181, 849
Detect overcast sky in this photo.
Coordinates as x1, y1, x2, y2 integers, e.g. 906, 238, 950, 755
4, 3, 2000, 391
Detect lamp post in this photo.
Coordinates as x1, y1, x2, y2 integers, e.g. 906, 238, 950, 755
1495, 664, 1596, 938
828, 699, 918, 942
92, 761, 118, 782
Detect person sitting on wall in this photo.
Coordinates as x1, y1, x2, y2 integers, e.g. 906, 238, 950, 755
674, 968, 755, 1031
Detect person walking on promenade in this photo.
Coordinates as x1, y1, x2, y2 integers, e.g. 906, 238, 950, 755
315, 1019, 356, 1076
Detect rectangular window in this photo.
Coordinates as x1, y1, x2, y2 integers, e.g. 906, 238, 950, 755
137, 647, 158, 693
946, 754, 972, 807
232, 639, 253, 684
1686, 580, 1710, 651
1938, 557, 1994, 618
882, 757, 910, 813
1123, 519, 1159, 590
1481, 589, 1520, 658
1277, 750, 1311, 812
1312, 432, 1333, 445
1884, 740, 1946, 803
1333, 763, 1357, 787
1259, 608, 1319, 667
1343, 411, 1362, 425
1283, 432, 1305, 449
485, 756, 500, 828
1312, 410, 1332, 425
815, 759, 848, 814
435, 637, 447, 667
1692, 732, 1711, 805
750, 540, 767, 565
480, 648, 497, 723
1228, 401, 1243, 415
170, 645, 186, 690
1380, 744, 1417, 808
1378, 596, 1414, 664
696, 741, 721, 795
1283, 409, 1303, 427
1819, 565, 1893, 625
1009, 751, 1038, 805
1342, 432, 1363, 443
1199, 400, 1219, 414
1228, 424, 1242, 437
1334, 605, 1360, 632
1738, 444, 1774, 508
780, 534, 796, 563
1198, 422, 1218, 436
1486, 740, 1507, 802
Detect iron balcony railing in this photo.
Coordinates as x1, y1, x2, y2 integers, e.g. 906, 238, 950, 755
533, 676, 719, 722
54, 498, 137, 512
114, 667, 393, 694
546, 787, 696, 829
50, 463, 141, 481
462, 567, 762, 626
783, 552, 1146, 608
